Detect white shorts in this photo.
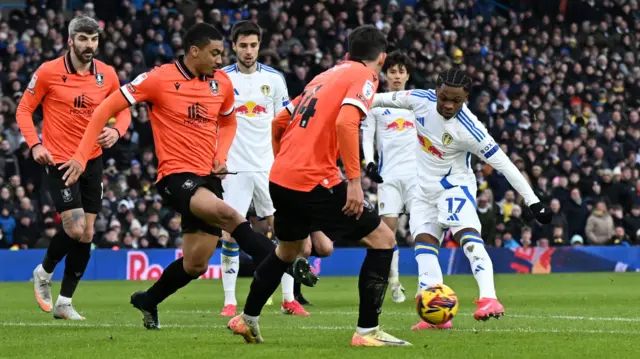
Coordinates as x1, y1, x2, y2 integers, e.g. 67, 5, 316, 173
222, 171, 275, 218
409, 184, 481, 244
377, 176, 417, 216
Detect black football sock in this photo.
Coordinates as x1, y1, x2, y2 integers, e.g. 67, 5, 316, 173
294, 280, 301, 296
146, 257, 198, 306
42, 229, 74, 273
231, 221, 275, 265
357, 248, 394, 329
60, 241, 91, 298
243, 251, 291, 316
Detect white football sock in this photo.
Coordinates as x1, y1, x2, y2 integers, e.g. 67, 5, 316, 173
414, 242, 443, 290
281, 273, 295, 302
461, 233, 497, 299
56, 295, 72, 305
356, 326, 378, 335
36, 264, 53, 280
221, 240, 240, 306
389, 244, 399, 281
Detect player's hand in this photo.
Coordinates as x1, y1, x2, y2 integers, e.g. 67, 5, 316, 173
365, 162, 384, 183
58, 159, 83, 187
212, 158, 227, 179
343, 178, 364, 219
526, 202, 552, 224
98, 127, 120, 149
31, 144, 55, 166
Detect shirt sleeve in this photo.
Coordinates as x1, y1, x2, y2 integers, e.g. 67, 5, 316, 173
219, 77, 235, 116
119, 70, 160, 105
16, 67, 50, 148
360, 110, 377, 165
272, 73, 290, 117
459, 106, 540, 206
107, 67, 131, 137
372, 89, 431, 111
341, 68, 379, 116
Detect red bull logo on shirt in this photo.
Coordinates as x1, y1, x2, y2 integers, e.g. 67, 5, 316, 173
385, 118, 415, 131
418, 135, 445, 160
236, 101, 268, 117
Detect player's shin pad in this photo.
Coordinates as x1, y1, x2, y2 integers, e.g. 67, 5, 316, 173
243, 252, 290, 316
357, 249, 393, 329
60, 241, 91, 298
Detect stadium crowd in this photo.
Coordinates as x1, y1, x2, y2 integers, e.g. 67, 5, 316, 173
0, 0, 640, 250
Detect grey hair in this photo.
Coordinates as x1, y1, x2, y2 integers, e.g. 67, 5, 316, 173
68, 15, 100, 38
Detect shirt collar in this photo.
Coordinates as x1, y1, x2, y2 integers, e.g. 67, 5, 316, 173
64, 51, 96, 75
175, 56, 207, 81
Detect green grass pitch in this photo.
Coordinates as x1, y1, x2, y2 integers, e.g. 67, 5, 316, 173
0, 273, 638, 358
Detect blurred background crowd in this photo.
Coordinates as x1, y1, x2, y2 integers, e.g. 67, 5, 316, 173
0, 0, 640, 250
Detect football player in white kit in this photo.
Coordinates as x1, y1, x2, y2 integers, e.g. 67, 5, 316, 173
372, 69, 552, 329
361, 51, 416, 303
219, 21, 308, 317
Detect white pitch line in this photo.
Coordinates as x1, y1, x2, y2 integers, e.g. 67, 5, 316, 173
158, 310, 640, 323
1, 321, 640, 335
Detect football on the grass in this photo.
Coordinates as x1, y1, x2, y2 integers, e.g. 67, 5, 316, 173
416, 284, 459, 325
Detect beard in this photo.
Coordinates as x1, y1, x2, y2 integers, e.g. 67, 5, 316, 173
72, 44, 95, 64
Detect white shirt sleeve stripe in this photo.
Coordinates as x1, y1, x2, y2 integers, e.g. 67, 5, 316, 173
342, 98, 368, 116
120, 85, 136, 105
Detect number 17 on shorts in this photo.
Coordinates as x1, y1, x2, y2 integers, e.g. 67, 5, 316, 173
437, 186, 481, 232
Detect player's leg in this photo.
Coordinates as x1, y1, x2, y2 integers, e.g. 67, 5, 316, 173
294, 231, 334, 306
352, 221, 411, 346
228, 182, 311, 343
219, 172, 253, 316
131, 228, 219, 329
33, 164, 86, 317
313, 182, 409, 346
377, 178, 405, 302
253, 171, 307, 315
408, 196, 451, 330
440, 186, 503, 321
53, 157, 103, 319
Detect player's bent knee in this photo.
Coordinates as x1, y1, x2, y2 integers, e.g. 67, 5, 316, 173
81, 227, 95, 244
415, 233, 440, 247
364, 221, 395, 250
275, 241, 304, 263
183, 260, 208, 277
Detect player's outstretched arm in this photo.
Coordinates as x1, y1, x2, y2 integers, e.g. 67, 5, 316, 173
61, 92, 130, 186
466, 125, 552, 224
337, 105, 365, 219
372, 90, 421, 111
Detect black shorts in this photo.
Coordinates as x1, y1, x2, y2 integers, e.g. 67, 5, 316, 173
270, 181, 381, 242
47, 156, 103, 214
156, 172, 224, 236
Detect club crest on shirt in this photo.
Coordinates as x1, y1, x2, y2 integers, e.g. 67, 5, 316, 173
95, 73, 104, 87
260, 85, 271, 96
209, 80, 219, 95
442, 133, 453, 146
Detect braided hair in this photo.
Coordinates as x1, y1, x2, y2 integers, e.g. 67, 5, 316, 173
436, 68, 472, 93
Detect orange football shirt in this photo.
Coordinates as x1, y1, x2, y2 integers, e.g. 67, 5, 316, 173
74, 57, 235, 181
16, 52, 130, 163
270, 61, 379, 191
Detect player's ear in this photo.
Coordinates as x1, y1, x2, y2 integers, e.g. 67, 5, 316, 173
67, 36, 73, 48
377, 52, 387, 67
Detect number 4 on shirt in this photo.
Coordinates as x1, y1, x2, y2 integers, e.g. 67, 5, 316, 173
292, 85, 322, 128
